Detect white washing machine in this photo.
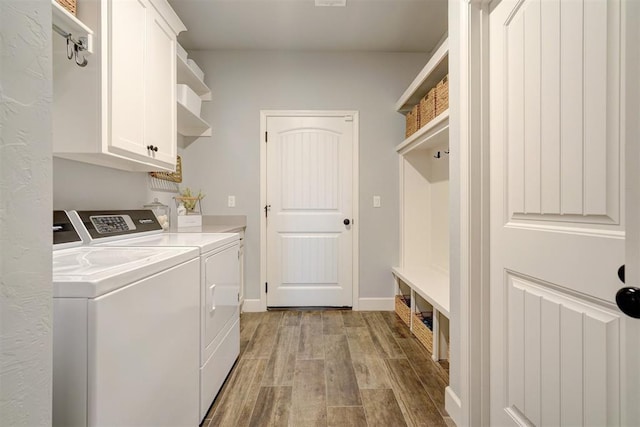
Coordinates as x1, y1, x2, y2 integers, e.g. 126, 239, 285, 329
68, 210, 241, 422
52, 211, 201, 427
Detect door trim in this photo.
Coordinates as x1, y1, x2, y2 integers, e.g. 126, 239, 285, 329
258, 110, 360, 312
447, 1, 492, 426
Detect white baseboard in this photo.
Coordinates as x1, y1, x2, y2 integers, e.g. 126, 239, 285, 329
242, 297, 393, 312
241, 299, 264, 312
356, 297, 394, 311
445, 386, 462, 426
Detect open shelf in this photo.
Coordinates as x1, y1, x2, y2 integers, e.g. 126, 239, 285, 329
177, 56, 211, 101
395, 38, 448, 113
392, 266, 450, 317
51, 0, 94, 54
394, 32, 450, 364
396, 110, 449, 155
177, 101, 211, 137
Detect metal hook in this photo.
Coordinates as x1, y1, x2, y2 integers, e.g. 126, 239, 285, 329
434, 151, 441, 159
74, 43, 88, 67
54, 23, 89, 67
66, 35, 74, 60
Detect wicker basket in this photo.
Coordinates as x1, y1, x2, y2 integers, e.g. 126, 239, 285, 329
412, 311, 433, 354
394, 295, 411, 327
56, 0, 77, 15
435, 75, 449, 116
149, 155, 183, 183
405, 104, 420, 138
419, 88, 436, 127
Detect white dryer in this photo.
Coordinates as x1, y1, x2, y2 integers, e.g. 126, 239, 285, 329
52, 211, 201, 427
68, 210, 241, 422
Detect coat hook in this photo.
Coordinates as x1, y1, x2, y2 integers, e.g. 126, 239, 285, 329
66, 35, 74, 60
54, 24, 89, 67
74, 43, 88, 67
444, 150, 450, 155
434, 151, 441, 159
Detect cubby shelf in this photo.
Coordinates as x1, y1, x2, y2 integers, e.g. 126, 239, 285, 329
394, 36, 450, 363
396, 110, 449, 155
392, 266, 449, 317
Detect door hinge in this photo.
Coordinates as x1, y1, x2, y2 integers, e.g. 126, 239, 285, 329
265, 282, 268, 293
265, 131, 268, 142
264, 204, 271, 218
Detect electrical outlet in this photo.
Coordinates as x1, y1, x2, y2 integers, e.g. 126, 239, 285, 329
373, 196, 381, 208
228, 195, 236, 208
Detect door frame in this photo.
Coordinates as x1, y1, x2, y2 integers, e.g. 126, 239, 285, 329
447, 1, 492, 426
456, 0, 637, 425
258, 110, 360, 312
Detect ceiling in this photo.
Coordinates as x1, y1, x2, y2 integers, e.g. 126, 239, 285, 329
167, 0, 448, 53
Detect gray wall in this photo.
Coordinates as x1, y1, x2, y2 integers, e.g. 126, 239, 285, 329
53, 157, 174, 210
183, 50, 427, 301
52, 50, 428, 304
0, 0, 53, 424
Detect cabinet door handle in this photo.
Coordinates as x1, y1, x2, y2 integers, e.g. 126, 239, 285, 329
153, 146, 158, 152
146, 145, 152, 150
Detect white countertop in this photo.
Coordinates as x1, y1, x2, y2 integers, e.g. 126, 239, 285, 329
170, 215, 246, 234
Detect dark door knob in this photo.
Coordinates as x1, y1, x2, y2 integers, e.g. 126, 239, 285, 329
343, 219, 350, 226
153, 146, 158, 152
616, 287, 640, 318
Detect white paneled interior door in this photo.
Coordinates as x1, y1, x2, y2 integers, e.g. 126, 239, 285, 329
489, 0, 639, 425
266, 114, 354, 307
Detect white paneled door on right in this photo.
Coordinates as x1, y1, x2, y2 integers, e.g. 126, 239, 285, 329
266, 114, 354, 307
490, 0, 639, 426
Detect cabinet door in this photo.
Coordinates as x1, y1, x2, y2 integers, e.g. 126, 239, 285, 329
145, 8, 177, 167
109, 0, 147, 159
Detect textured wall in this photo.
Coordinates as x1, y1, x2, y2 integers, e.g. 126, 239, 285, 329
0, 0, 54, 425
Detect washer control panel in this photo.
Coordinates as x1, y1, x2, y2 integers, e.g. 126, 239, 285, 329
90, 215, 137, 234
69, 210, 163, 242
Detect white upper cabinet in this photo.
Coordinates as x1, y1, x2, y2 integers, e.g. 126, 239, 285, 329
53, 0, 185, 172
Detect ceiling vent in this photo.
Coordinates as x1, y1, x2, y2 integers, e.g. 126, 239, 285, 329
314, 0, 347, 6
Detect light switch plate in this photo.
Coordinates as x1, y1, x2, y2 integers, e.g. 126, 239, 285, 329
373, 196, 381, 208
228, 195, 236, 208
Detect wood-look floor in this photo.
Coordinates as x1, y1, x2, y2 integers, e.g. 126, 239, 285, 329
201, 310, 455, 427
